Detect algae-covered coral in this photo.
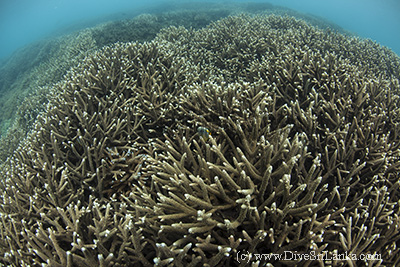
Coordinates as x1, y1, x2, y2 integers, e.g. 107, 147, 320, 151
1, 14, 400, 266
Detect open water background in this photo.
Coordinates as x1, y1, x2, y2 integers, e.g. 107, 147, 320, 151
0, 0, 399, 61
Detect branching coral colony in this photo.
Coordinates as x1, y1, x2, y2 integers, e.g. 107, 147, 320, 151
1, 15, 400, 266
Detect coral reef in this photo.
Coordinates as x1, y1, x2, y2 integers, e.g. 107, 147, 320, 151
0, 30, 98, 162
0, 1, 367, 163
1, 14, 400, 266
0, 3, 261, 163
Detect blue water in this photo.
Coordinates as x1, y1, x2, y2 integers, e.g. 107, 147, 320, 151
262, 0, 400, 55
1, 0, 399, 61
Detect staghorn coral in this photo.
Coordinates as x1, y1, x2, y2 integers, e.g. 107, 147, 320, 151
0, 3, 371, 163
0, 30, 98, 163
1, 14, 400, 266
0, 4, 262, 163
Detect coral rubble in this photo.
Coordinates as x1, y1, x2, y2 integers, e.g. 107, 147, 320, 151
1, 15, 400, 266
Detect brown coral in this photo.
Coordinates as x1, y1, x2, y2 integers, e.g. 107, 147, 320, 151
1, 15, 400, 266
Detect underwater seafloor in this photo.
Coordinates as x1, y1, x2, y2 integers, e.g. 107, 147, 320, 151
1, 2, 400, 266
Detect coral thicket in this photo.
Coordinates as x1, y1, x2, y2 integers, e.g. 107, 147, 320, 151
1, 15, 400, 266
